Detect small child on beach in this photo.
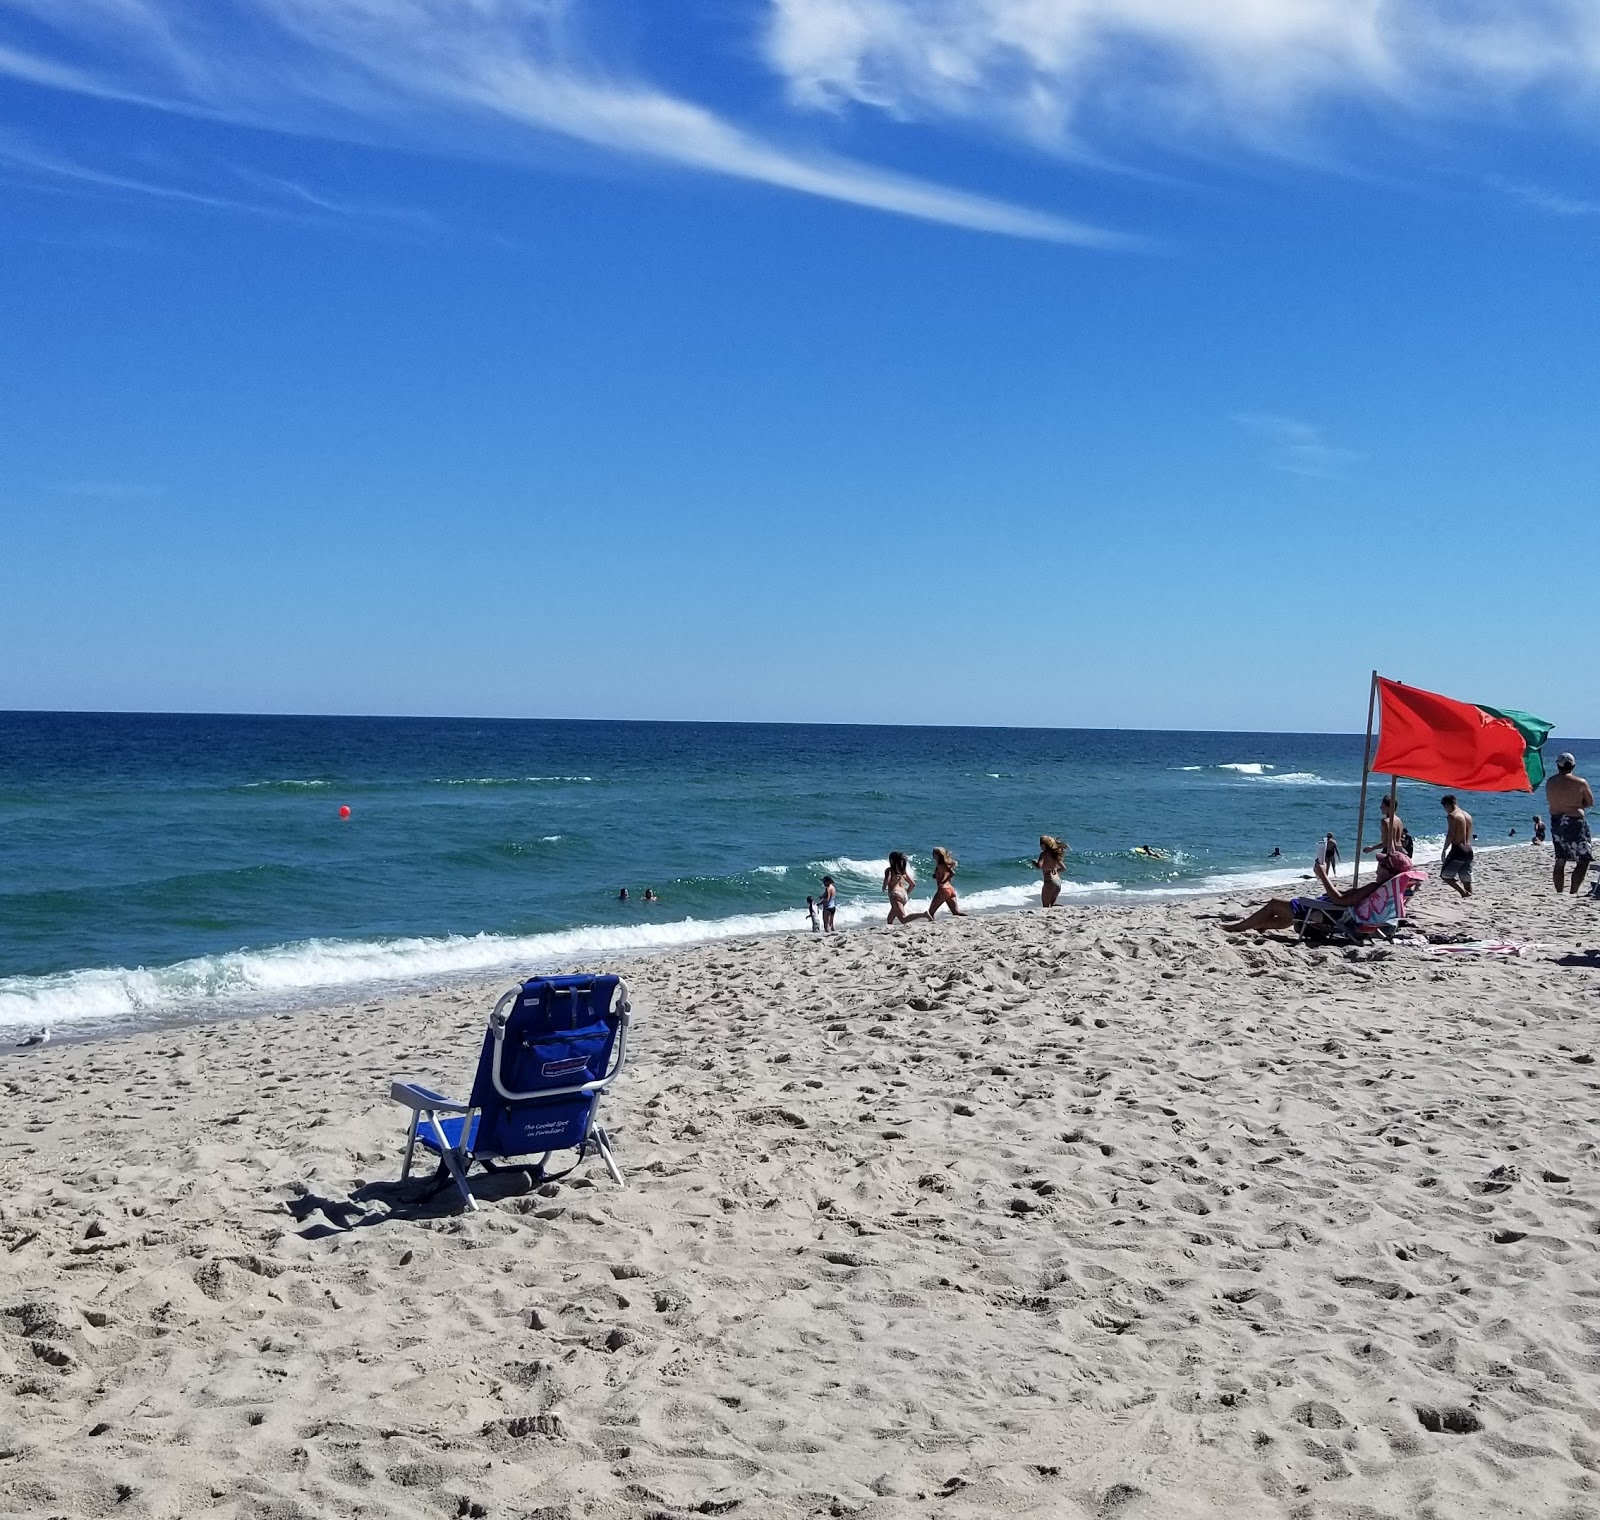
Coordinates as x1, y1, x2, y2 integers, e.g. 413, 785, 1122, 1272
806, 895, 820, 931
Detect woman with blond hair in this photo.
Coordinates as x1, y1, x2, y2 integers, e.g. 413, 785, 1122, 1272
881, 851, 918, 925
1030, 834, 1069, 907
925, 847, 964, 920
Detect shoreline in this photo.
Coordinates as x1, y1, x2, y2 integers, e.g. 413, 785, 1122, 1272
3, 843, 1596, 1517
0, 838, 1539, 1050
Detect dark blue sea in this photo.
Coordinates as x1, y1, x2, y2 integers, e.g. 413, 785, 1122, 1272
1, 713, 1587, 1038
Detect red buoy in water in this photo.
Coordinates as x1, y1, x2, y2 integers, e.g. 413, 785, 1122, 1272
339, 805, 351, 819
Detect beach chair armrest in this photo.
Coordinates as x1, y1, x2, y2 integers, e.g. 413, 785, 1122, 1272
389, 1080, 470, 1113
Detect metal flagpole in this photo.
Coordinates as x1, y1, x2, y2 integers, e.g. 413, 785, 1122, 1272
1351, 671, 1378, 889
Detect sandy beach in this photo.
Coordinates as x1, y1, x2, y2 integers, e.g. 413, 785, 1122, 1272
3, 845, 1598, 1519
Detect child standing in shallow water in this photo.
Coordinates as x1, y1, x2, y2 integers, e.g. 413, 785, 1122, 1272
925, 847, 963, 919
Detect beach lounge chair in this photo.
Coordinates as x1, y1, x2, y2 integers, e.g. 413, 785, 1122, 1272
389, 973, 631, 1210
1298, 869, 1427, 946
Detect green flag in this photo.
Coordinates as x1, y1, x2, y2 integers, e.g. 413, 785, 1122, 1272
1476, 705, 1555, 789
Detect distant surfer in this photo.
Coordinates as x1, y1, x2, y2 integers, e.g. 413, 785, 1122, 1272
1133, 844, 1169, 860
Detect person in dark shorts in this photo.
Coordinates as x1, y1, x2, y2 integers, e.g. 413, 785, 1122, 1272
818, 874, 838, 931
1439, 794, 1475, 898
1533, 815, 1546, 844
1546, 753, 1593, 895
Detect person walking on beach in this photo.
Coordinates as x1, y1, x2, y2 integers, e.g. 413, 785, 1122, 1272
818, 874, 838, 931
1030, 835, 1068, 907
1313, 832, 1340, 892
925, 847, 964, 919
1440, 795, 1475, 898
1546, 753, 1593, 894
882, 851, 918, 925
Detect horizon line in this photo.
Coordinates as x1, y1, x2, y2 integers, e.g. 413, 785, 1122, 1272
3, 706, 1594, 743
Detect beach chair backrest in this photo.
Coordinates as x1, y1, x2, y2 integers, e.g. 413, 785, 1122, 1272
467, 974, 626, 1158
1350, 869, 1427, 928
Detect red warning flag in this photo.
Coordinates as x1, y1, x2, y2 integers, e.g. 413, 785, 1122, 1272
1371, 679, 1533, 793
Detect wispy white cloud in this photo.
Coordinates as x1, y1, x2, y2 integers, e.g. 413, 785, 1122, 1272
1232, 412, 1359, 479
0, 135, 442, 234
765, 1, 1600, 156
1487, 175, 1600, 218
0, 0, 1129, 245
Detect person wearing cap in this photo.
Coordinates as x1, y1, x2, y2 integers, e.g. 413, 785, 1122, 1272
1546, 753, 1593, 894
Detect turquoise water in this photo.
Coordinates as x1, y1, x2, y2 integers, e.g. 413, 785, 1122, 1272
0, 712, 1585, 1037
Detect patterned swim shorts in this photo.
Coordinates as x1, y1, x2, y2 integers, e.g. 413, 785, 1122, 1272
1551, 813, 1593, 863
1440, 844, 1474, 884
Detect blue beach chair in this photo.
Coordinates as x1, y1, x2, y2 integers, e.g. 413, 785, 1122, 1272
389, 974, 631, 1210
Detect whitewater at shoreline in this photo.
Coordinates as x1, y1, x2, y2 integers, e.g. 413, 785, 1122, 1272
0, 835, 1493, 1041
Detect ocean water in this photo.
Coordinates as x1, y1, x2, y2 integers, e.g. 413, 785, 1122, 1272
0, 712, 1587, 1038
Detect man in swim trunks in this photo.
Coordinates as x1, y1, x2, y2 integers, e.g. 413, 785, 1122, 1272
1546, 753, 1594, 894
1439, 795, 1475, 898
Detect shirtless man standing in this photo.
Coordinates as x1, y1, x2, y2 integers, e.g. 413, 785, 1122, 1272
1440, 794, 1475, 898
1546, 753, 1594, 894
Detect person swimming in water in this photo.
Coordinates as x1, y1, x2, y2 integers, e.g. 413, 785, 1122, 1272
1030, 835, 1068, 907
882, 851, 918, 925
925, 847, 964, 920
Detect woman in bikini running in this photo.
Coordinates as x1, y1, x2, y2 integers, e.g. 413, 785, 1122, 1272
1030, 834, 1069, 907
925, 847, 964, 919
882, 851, 918, 925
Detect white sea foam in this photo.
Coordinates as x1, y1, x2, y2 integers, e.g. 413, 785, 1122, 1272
0, 898, 889, 1036
812, 857, 887, 878
6, 836, 1522, 1038
755, 865, 789, 876
1218, 762, 1272, 775
439, 775, 593, 786
540, 835, 563, 843
241, 779, 332, 789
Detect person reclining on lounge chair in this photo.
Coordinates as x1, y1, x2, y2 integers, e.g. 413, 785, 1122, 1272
1221, 852, 1411, 934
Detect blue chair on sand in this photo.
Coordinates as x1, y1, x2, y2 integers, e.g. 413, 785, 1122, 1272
390, 974, 631, 1210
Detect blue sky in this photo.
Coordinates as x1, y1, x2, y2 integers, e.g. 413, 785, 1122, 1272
1, 1, 1597, 733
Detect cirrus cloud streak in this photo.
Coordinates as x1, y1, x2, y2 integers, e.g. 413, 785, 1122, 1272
0, 0, 1132, 245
